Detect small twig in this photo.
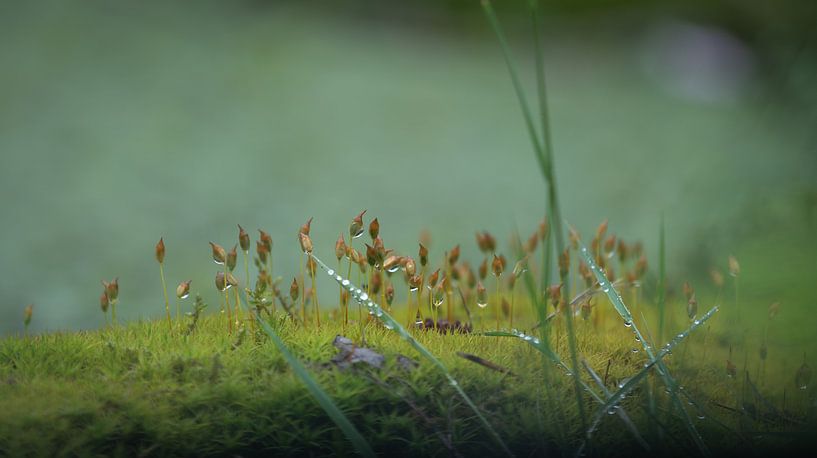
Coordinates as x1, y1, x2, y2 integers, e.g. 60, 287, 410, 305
456, 351, 516, 377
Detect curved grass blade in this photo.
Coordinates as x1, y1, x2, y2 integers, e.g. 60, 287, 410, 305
582, 360, 650, 452
576, 240, 712, 456
310, 254, 514, 457
586, 306, 718, 444
484, 329, 648, 450
252, 313, 375, 458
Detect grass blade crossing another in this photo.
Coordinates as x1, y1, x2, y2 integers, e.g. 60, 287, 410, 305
576, 240, 711, 456
309, 253, 515, 457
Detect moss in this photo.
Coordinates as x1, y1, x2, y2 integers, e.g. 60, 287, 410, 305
0, 310, 813, 457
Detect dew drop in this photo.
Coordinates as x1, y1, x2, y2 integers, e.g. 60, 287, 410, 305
409, 286, 419, 292
359, 292, 369, 301
386, 266, 400, 273
623, 321, 632, 328
327, 269, 334, 276
335, 275, 343, 282
180, 293, 189, 299
477, 301, 488, 309
341, 279, 350, 287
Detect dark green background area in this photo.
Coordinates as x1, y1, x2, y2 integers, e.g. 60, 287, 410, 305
1, 0, 815, 344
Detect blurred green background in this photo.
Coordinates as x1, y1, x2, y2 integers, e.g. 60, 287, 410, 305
1, 0, 815, 344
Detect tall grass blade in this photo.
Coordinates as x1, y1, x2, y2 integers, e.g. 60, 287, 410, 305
510, 227, 567, 443
576, 240, 711, 455
658, 214, 666, 345
310, 254, 514, 457
252, 311, 375, 458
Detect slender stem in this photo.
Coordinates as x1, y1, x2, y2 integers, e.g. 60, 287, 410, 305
406, 283, 412, 329
510, 283, 515, 329
244, 251, 255, 331
233, 287, 242, 329
495, 275, 501, 330
300, 254, 306, 326
224, 263, 232, 334
159, 263, 171, 331
657, 215, 666, 346
339, 259, 346, 332
445, 258, 453, 323
312, 262, 320, 327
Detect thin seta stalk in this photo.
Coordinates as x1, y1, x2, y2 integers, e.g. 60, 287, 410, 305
155, 238, 171, 331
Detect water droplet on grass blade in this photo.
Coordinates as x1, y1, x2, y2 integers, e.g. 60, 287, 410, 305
327, 269, 334, 276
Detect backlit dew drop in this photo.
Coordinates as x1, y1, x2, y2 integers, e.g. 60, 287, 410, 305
180, 293, 189, 299
632, 348, 639, 353
386, 266, 400, 273
477, 301, 488, 309
796, 362, 812, 390
359, 292, 368, 301
327, 269, 334, 276
341, 279, 350, 287
335, 275, 343, 282
623, 321, 632, 328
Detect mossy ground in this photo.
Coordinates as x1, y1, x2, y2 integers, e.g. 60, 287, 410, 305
0, 301, 813, 457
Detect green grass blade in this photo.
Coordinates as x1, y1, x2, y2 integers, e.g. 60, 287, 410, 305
582, 360, 650, 452
481, 0, 548, 180
530, 0, 554, 164
510, 227, 567, 443
586, 306, 719, 440
576, 240, 711, 456
484, 328, 650, 450
252, 313, 375, 458
658, 214, 666, 345
310, 254, 514, 457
